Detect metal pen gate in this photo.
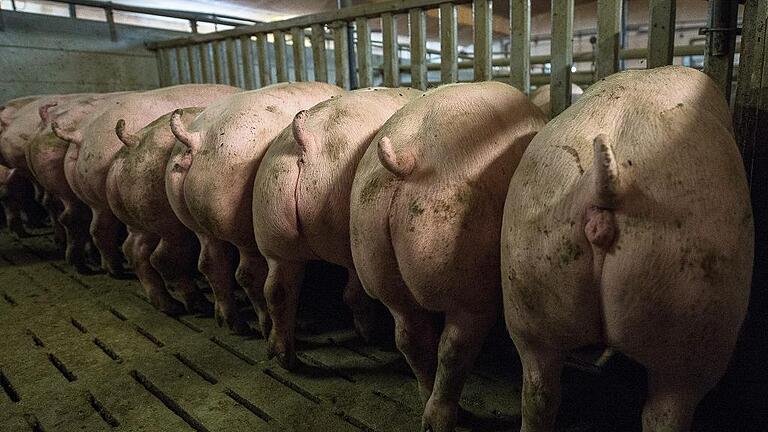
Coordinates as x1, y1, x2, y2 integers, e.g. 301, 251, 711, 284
146, 0, 742, 118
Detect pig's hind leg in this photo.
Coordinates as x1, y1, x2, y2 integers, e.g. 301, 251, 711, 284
91, 208, 129, 278
344, 269, 383, 343
422, 309, 497, 432
125, 231, 185, 315
263, 257, 305, 370
59, 199, 94, 274
198, 236, 249, 335
151, 236, 212, 316
514, 338, 565, 432
235, 248, 271, 338
391, 305, 440, 404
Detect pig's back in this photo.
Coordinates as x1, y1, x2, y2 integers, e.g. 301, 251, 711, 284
384, 83, 544, 312
184, 82, 343, 245
77, 85, 240, 207
503, 66, 752, 350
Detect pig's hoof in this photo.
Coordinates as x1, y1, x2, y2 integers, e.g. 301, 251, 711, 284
215, 306, 224, 327
267, 334, 297, 370
228, 319, 251, 336
108, 268, 135, 280
422, 398, 458, 432
257, 317, 273, 340
275, 352, 298, 371
184, 295, 214, 317
73, 263, 99, 275
156, 298, 186, 316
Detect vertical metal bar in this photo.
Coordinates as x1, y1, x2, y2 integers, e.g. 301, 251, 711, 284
510, 0, 531, 92
164, 48, 176, 85
187, 45, 198, 83
69, 3, 76, 18
734, 0, 767, 155
167, 49, 180, 85
212, 40, 224, 83
333, 21, 350, 89
291, 27, 307, 81
647, 0, 677, 68
226, 38, 239, 86
704, 0, 739, 100
156, 50, 167, 86
199, 43, 211, 83
596, 0, 621, 79
256, 33, 272, 86
382, 13, 399, 87
0, 2, 4, 32
240, 35, 255, 89
105, 6, 117, 42
310, 24, 328, 82
175, 47, 187, 83
551, 0, 574, 116
275, 30, 289, 82
355, 18, 373, 88
190, 20, 198, 34
409, 8, 427, 90
473, 0, 492, 81
440, 3, 458, 84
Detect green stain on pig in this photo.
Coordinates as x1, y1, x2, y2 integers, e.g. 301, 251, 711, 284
358, 176, 390, 206
408, 200, 425, 216
454, 187, 472, 205
559, 240, 582, 266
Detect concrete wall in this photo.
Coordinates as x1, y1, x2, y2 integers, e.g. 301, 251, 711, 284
0, 10, 189, 103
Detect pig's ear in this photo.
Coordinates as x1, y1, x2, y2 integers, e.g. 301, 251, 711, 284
51, 121, 83, 147
115, 119, 140, 147
38, 102, 58, 125
377, 136, 415, 178
170, 109, 201, 154
292, 110, 316, 157
592, 134, 620, 208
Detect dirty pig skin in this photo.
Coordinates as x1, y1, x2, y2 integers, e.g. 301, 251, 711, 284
501, 66, 753, 432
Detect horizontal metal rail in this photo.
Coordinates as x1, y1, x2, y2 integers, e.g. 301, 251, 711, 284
397, 43, 739, 72
44, 0, 259, 28
146, 0, 473, 49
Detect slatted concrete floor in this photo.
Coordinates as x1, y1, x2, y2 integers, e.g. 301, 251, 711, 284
0, 229, 553, 432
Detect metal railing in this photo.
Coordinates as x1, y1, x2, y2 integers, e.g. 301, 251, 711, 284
146, 0, 740, 117
0, 0, 260, 40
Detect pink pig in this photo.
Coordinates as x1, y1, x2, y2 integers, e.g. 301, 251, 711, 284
106, 108, 211, 315
350, 82, 546, 432
252, 87, 422, 368
52, 84, 240, 277
27, 93, 129, 272
166, 82, 344, 334
501, 66, 753, 431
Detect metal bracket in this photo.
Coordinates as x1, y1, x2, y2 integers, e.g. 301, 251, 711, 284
699, 26, 741, 56
698, 26, 742, 36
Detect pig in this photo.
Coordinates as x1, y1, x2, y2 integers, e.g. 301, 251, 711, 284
349, 82, 547, 432
0, 95, 43, 147
0, 164, 37, 237
106, 108, 210, 314
166, 81, 345, 335
27, 93, 128, 273
252, 87, 422, 367
0, 95, 84, 239
529, 83, 584, 118
51, 84, 240, 278
501, 66, 753, 432
0, 165, 48, 239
